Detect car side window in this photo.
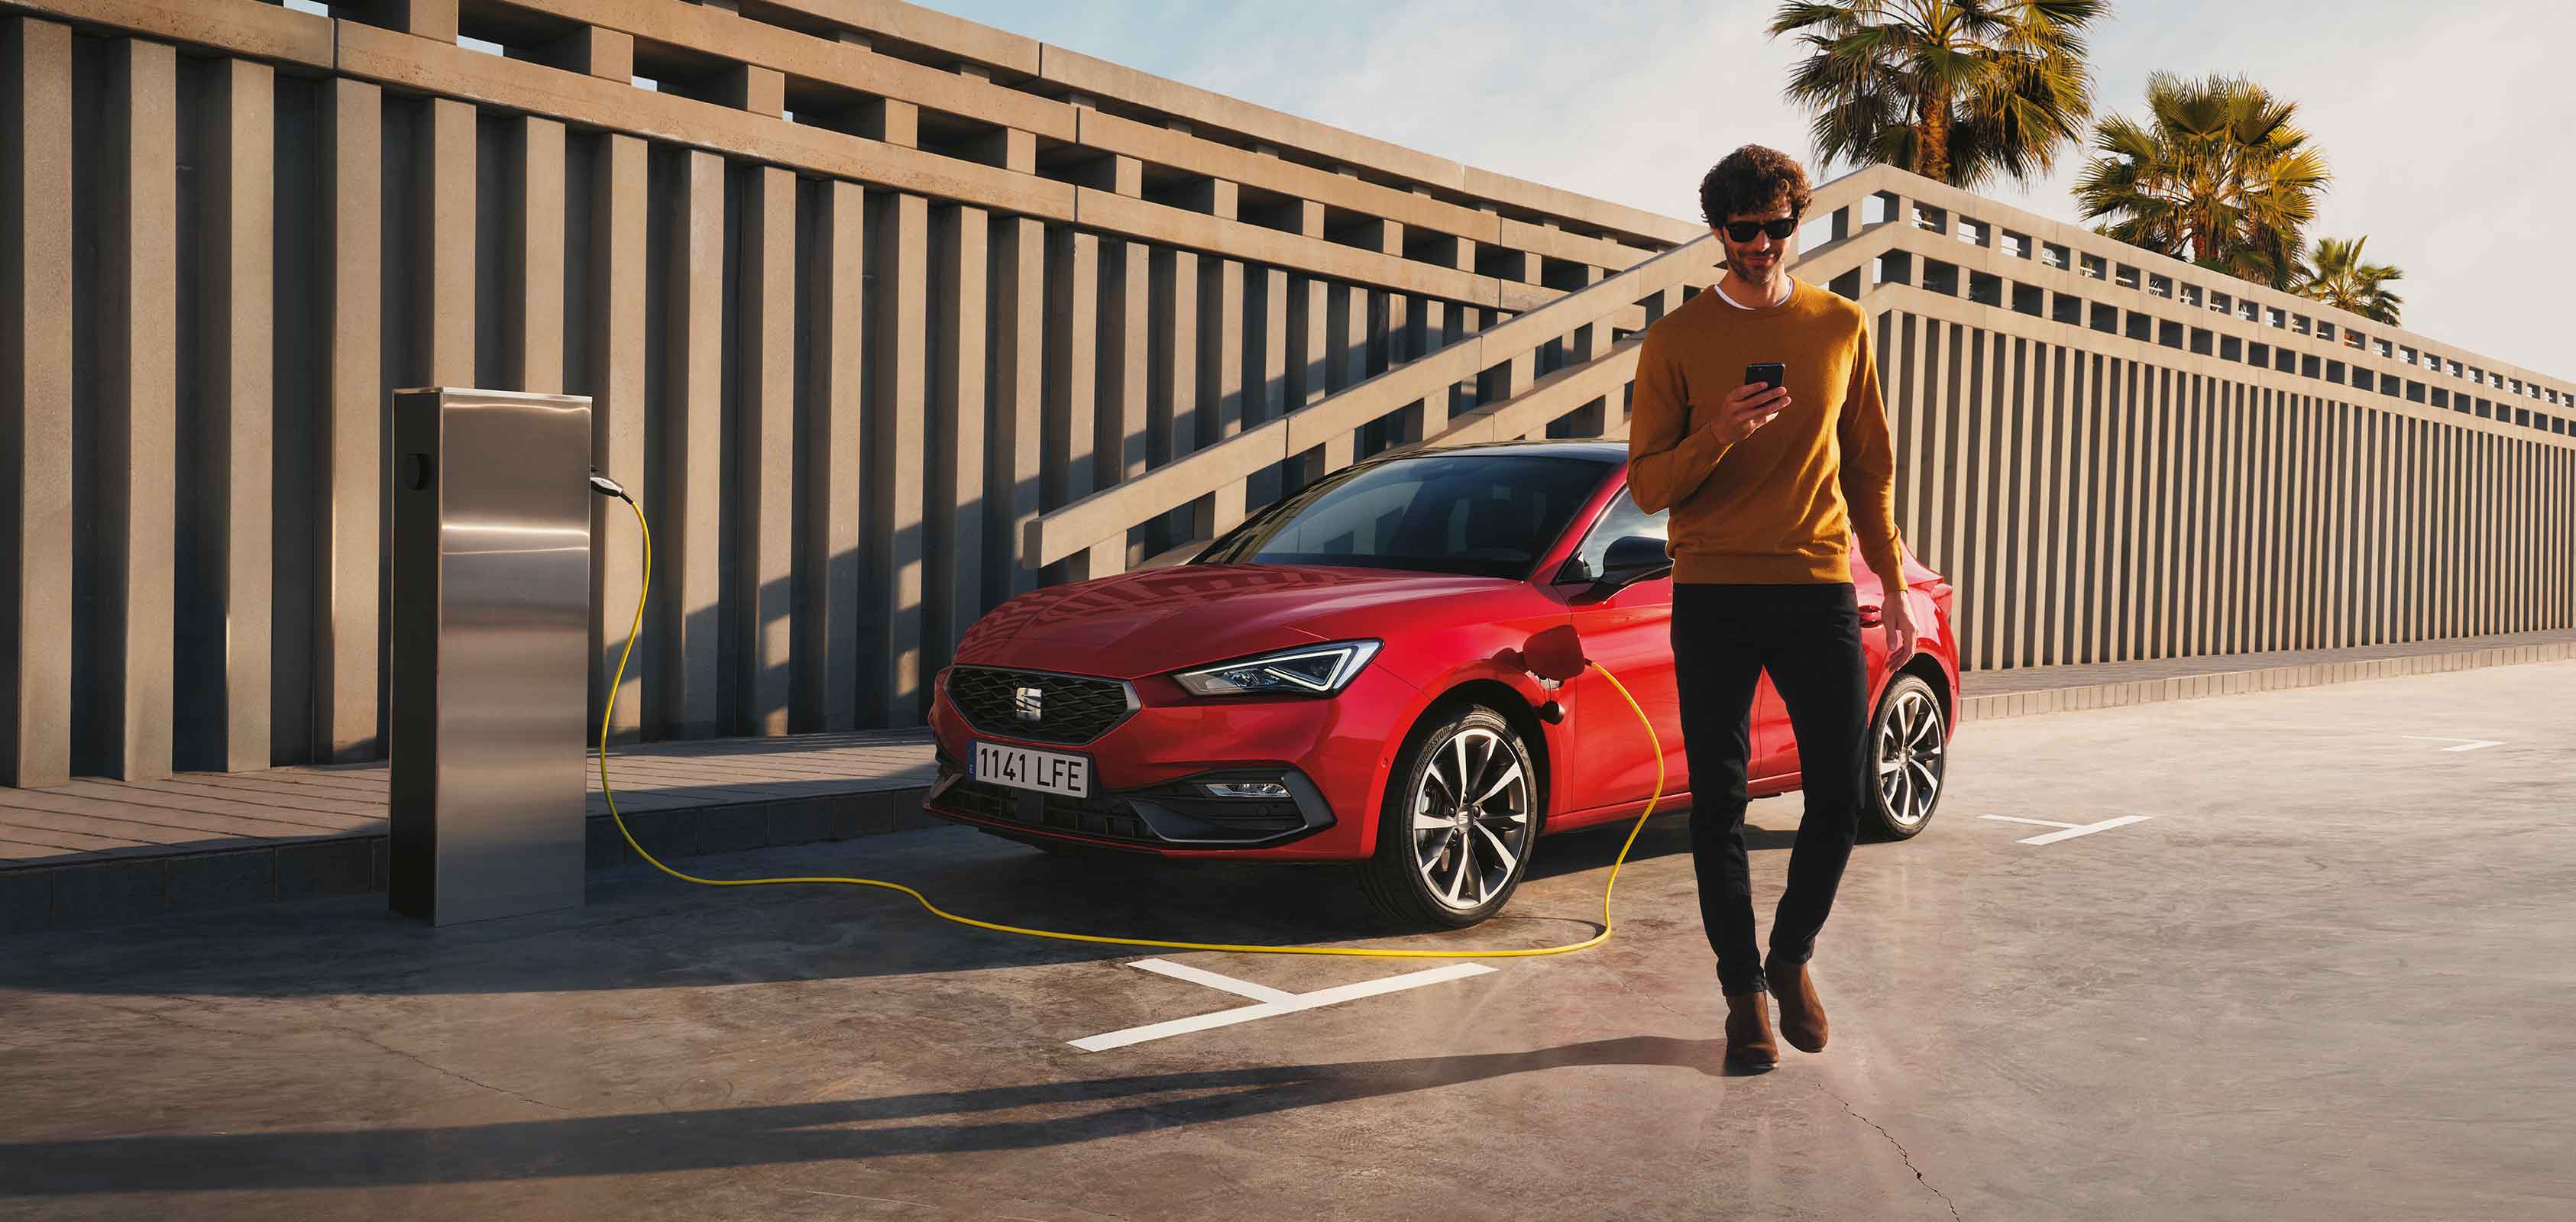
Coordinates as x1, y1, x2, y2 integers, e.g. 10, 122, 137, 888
1561, 489, 1668, 582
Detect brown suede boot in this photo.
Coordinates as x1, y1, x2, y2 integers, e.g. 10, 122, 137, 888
1723, 991, 1778, 1067
1767, 959, 1829, 1053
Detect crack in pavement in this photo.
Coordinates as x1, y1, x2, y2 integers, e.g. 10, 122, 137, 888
1821, 1085, 1961, 1221
345, 1031, 571, 1114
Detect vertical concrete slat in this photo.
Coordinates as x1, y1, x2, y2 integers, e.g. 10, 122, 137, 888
1043, 226, 1099, 513
2316, 397, 2335, 649
2404, 415, 2421, 642
1099, 237, 1150, 495
0, 14, 72, 784
2367, 404, 2381, 645
1326, 281, 1367, 469
2061, 344, 2092, 664
656, 148, 722, 739
2438, 418, 2453, 641
2374, 408, 2391, 645
422, 97, 474, 384
2117, 360, 2144, 661
317, 77, 380, 762
2278, 390, 2297, 649
1148, 244, 1197, 550
1283, 272, 1328, 493
1960, 331, 1995, 671
2322, 398, 2340, 650
589, 133, 646, 744
812, 179, 866, 729
1938, 323, 1972, 656
2259, 384, 2280, 651
1191, 254, 1246, 541
199, 58, 275, 772
1973, 330, 2002, 667
2335, 401, 2354, 648
91, 39, 177, 780
2183, 371, 2205, 658
1414, 298, 1451, 440
512, 116, 564, 392
1890, 314, 1923, 551
987, 213, 1042, 603
926, 202, 986, 685
740, 165, 794, 735
2154, 367, 2177, 660
2027, 339, 2057, 666
2008, 335, 2037, 666
2205, 377, 2225, 655
866, 189, 927, 725
1244, 262, 1286, 508
2212, 377, 2233, 655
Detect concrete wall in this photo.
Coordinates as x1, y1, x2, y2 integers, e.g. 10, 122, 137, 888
0, 0, 1690, 783
1, 1, 2568, 783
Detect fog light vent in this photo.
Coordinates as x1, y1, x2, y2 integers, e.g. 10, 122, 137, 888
1201, 781, 1290, 798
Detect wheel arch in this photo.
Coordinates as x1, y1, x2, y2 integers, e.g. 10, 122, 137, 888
1366, 679, 1554, 856
1892, 652, 1954, 729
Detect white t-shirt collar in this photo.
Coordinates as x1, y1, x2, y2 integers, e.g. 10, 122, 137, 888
1714, 276, 1794, 310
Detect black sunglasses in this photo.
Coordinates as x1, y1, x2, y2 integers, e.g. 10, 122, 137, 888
1721, 215, 1801, 243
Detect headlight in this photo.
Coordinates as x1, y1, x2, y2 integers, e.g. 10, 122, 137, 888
1173, 640, 1383, 697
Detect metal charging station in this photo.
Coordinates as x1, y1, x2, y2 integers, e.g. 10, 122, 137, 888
389, 387, 596, 926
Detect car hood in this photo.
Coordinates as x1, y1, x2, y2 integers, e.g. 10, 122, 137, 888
955, 562, 1523, 680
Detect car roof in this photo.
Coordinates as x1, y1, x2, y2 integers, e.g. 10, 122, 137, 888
1361, 438, 1626, 465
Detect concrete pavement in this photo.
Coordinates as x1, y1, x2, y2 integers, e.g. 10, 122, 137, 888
2, 661, 2570, 1220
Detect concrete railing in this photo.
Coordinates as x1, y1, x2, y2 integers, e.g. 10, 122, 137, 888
1024, 166, 1914, 574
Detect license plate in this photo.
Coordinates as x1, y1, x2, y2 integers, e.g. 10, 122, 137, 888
969, 741, 1092, 798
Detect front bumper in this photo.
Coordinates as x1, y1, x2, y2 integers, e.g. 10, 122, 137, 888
921, 659, 1419, 861
926, 751, 1335, 849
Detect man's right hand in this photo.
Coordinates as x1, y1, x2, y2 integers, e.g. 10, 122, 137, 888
1713, 381, 1792, 445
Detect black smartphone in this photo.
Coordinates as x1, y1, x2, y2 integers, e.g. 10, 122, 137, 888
1745, 362, 1786, 393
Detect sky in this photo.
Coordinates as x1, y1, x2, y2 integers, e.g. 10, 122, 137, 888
940, 0, 2574, 380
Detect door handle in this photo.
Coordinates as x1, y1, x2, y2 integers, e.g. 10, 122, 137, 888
1858, 603, 1882, 626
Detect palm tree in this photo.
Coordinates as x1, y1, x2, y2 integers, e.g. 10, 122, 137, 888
1770, 0, 2108, 192
2290, 236, 2403, 325
2073, 72, 2331, 290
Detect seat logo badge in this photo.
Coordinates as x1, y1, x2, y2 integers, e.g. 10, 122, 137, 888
1014, 687, 1044, 722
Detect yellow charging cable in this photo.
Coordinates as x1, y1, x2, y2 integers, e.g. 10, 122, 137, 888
597, 494, 1663, 959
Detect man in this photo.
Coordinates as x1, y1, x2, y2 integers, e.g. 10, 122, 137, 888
1625, 145, 1917, 1069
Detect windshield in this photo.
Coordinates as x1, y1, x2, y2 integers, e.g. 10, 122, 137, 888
1196, 453, 1613, 578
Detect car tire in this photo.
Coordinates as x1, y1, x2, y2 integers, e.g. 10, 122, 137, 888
1862, 674, 1947, 841
1358, 703, 1540, 929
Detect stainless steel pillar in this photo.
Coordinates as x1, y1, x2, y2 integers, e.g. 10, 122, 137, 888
390, 387, 593, 925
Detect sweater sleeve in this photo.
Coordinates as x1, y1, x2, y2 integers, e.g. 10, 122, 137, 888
1836, 316, 1906, 583
1625, 324, 1734, 515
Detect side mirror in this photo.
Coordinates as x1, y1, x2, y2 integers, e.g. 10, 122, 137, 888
1565, 535, 1671, 603
1600, 535, 1671, 581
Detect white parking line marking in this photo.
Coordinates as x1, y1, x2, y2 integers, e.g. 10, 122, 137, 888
1070, 962, 1497, 1052
1979, 814, 2151, 845
1125, 958, 1299, 1004
2397, 735, 2505, 752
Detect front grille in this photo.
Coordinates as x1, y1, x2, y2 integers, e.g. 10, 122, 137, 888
934, 775, 1161, 845
947, 666, 1134, 745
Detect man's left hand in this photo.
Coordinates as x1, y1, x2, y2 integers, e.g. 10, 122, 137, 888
1881, 592, 1919, 666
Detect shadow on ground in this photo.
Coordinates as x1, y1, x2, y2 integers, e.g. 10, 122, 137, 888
0, 1034, 1739, 1196
0, 813, 1820, 1001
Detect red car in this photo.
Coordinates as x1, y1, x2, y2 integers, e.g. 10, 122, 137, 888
924, 441, 1960, 928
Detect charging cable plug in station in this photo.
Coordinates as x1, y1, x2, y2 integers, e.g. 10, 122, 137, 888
589, 477, 1665, 960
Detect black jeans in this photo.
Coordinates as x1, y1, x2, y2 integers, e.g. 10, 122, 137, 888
1670, 580, 1868, 997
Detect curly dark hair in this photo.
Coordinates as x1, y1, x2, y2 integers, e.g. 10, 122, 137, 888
1698, 145, 1814, 228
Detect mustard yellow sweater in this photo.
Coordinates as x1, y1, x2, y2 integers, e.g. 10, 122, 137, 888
1625, 277, 1904, 585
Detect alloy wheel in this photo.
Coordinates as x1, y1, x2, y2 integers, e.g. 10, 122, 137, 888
1874, 687, 1945, 831
1409, 726, 1532, 911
